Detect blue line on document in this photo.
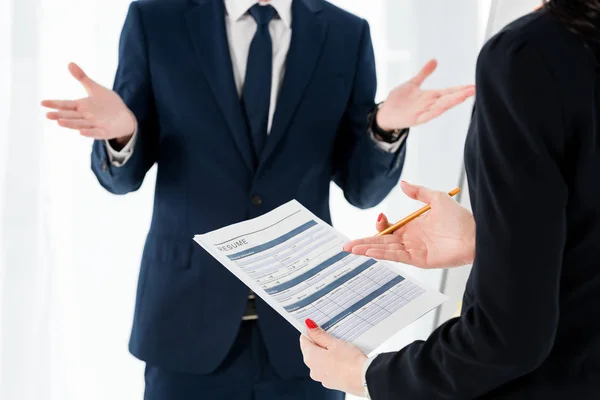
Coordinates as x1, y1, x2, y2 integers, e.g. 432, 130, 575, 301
265, 252, 350, 294
320, 275, 405, 330
227, 220, 317, 260
283, 259, 377, 312
250, 233, 334, 279
240, 229, 322, 269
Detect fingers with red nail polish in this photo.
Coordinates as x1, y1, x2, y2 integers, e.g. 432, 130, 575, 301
305, 318, 318, 329
376, 213, 389, 233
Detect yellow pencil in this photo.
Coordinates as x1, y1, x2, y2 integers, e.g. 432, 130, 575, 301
376, 187, 461, 236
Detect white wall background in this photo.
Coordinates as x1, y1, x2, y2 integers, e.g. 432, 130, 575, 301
434, 0, 544, 328
328, 0, 486, 372
0, 1, 537, 399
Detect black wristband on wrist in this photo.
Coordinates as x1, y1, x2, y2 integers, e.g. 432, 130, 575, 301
367, 102, 408, 143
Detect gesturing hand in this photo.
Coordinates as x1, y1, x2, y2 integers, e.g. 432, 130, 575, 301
344, 181, 476, 269
41, 63, 135, 146
376, 59, 475, 131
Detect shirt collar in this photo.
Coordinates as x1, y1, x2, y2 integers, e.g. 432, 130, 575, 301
224, 0, 292, 28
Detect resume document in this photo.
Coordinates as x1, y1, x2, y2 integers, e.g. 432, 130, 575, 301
194, 200, 447, 354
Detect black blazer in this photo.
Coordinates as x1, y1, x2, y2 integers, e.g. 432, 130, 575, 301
366, 10, 600, 399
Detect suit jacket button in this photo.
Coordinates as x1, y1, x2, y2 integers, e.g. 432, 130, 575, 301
251, 195, 263, 206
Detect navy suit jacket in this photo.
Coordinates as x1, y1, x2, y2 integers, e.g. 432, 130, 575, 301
91, 0, 405, 377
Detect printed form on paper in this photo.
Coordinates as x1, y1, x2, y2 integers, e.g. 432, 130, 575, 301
194, 200, 447, 355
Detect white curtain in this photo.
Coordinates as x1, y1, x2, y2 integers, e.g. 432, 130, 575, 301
0, 1, 489, 399
2, 1, 149, 398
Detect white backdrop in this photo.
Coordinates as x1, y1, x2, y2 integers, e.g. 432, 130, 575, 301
434, 0, 544, 328
329, 1, 485, 370
1, 1, 494, 399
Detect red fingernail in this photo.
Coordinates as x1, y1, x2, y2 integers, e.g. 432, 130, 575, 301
305, 318, 318, 330
377, 213, 383, 222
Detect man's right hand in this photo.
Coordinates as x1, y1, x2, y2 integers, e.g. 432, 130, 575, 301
41, 63, 136, 147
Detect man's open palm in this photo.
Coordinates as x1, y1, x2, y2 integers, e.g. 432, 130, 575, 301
377, 60, 475, 131
41, 63, 135, 142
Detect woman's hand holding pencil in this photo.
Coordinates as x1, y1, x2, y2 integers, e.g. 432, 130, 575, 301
343, 181, 476, 269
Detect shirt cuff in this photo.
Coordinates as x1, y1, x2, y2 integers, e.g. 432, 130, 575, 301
370, 130, 408, 153
105, 127, 138, 167
361, 354, 378, 399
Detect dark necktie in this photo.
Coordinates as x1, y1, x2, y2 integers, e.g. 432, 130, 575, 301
242, 4, 276, 162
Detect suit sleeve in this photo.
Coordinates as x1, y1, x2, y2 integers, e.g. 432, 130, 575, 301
332, 20, 405, 209
366, 34, 568, 399
91, 1, 159, 195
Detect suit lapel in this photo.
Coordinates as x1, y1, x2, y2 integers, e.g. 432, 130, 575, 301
185, 0, 255, 172
258, 0, 328, 169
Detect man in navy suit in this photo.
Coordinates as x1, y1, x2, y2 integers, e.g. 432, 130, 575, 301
42, 0, 473, 398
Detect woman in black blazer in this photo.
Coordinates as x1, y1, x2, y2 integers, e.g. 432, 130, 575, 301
300, 1, 600, 399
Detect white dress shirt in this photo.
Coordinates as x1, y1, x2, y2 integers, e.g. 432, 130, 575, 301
106, 0, 400, 165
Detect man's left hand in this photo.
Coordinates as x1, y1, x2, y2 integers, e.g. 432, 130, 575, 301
377, 59, 475, 131
300, 319, 368, 397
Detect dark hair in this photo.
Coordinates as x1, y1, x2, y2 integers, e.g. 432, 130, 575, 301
543, 0, 600, 44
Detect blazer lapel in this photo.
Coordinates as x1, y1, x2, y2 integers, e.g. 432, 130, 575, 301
185, 0, 255, 172
258, 0, 328, 169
